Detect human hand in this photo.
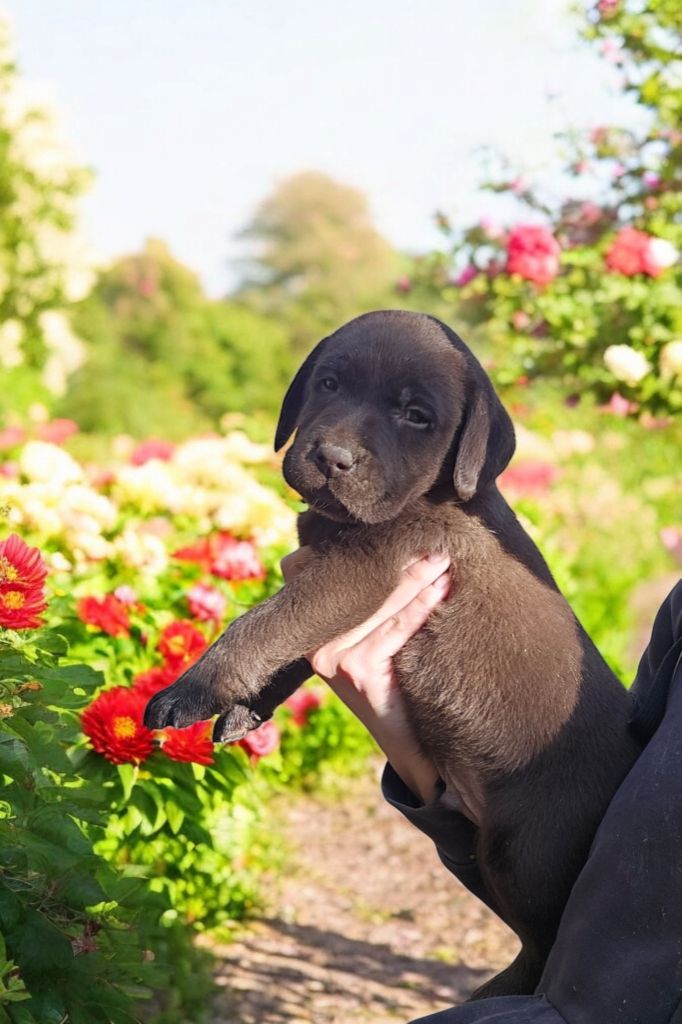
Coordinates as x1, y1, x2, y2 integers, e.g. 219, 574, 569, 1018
281, 549, 450, 801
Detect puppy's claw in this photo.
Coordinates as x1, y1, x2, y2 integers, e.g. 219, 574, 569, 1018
213, 705, 262, 744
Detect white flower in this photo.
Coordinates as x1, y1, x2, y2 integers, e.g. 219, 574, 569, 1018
551, 430, 595, 458
222, 431, 272, 464
647, 238, 678, 271
58, 485, 117, 534
19, 441, 83, 485
38, 310, 86, 395
603, 344, 651, 385
660, 340, 682, 378
0, 319, 23, 368
114, 529, 168, 576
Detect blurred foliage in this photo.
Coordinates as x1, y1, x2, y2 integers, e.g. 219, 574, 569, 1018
236, 171, 400, 351
0, 17, 93, 421
62, 240, 296, 438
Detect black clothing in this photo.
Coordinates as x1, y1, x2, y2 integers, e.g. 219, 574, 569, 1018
382, 580, 682, 1024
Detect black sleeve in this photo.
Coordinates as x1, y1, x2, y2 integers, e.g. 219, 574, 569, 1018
381, 762, 500, 915
539, 577, 682, 1024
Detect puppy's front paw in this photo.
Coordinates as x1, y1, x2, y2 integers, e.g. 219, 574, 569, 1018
143, 671, 225, 731
212, 704, 263, 743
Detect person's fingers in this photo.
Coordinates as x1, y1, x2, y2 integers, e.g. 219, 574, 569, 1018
280, 546, 313, 582
310, 558, 451, 679
351, 570, 451, 663
325, 553, 450, 651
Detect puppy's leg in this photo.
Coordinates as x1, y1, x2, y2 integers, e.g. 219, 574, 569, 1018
144, 547, 396, 731
212, 658, 312, 742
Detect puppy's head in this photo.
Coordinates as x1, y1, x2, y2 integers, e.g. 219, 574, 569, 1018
276, 310, 515, 523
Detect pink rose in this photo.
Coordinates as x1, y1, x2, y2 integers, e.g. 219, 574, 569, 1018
37, 419, 78, 445
506, 225, 561, 286
130, 439, 175, 466
187, 583, 227, 623
239, 720, 280, 760
455, 265, 478, 287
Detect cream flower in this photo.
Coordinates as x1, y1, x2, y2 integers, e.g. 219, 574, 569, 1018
20, 441, 82, 485
603, 344, 651, 385
114, 529, 168, 576
0, 319, 23, 368
660, 340, 682, 378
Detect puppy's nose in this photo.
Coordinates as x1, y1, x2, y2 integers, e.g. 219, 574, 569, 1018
313, 443, 356, 478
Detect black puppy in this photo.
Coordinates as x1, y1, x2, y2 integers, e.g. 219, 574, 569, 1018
145, 310, 640, 999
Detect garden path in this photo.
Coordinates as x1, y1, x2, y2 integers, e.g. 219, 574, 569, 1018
209, 764, 517, 1024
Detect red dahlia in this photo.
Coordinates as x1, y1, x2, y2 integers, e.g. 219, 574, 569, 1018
157, 620, 207, 667
77, 594, 131, 637
132, 662, 179, 701
162, 720, 214, 765
0, 534, 48, 629
81, 686, 154, 765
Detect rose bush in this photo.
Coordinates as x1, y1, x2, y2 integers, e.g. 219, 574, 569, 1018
411, 0, 682, 416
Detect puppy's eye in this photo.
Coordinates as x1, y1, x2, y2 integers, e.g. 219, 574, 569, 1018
320, 377, 339, 392
405, 407, 431, 428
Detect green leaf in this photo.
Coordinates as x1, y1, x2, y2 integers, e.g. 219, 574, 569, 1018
0, 737, 31, 781
11, 909, 73, 982
165, 802, 184, 834
117, 763, 138, 802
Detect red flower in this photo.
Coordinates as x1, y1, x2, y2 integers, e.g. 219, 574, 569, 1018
506, 225, 561, 286
605, 227, 660, 277
186, 582, 227, 623
174, 533, 265, 582
0, 534, 48, 629
130, 439, 176, 466
157, 620, 207, 668
285, 689, 323, 726
37, 419, 78, 445
173, 536, 213, 571
81, 686, 154, 765
132, 662, 179, 701
161, 720, 214, 765
238, 720, 280, 761
77, 594, 131, 638
499, 461, 559, 497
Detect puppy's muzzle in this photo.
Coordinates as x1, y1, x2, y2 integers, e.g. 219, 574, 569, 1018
312, 442, 356, 480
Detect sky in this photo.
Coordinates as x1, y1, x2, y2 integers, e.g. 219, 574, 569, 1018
8, 0, 637, 295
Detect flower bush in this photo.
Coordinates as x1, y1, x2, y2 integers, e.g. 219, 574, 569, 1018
412, 0, 682, 416
0, 426, 377, 1020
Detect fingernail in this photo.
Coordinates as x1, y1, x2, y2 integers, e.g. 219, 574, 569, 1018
433, 572, 450, 590
427, 551, 449, 563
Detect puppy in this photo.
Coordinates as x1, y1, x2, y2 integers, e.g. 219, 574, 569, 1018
145, 310, 640, 999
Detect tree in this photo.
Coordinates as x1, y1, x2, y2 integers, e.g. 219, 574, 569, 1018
413, 0, 681, 416
236, 171, 399, 351
0, 16, 93, 419
65, 239, 295, 436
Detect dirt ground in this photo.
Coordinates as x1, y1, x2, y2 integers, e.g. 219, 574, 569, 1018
208, 765, 518, 1024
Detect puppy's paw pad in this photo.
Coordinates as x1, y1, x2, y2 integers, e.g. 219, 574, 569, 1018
212, 704, 262, 743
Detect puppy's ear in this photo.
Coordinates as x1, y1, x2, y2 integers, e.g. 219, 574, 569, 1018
452, 377, 516, 501
274, 338, 329, 452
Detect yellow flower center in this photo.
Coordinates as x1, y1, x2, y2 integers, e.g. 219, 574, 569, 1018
1, 591, 25, 609
112, 715, 137, 740
166, 637, 186, 656
0, 557, 19, 584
